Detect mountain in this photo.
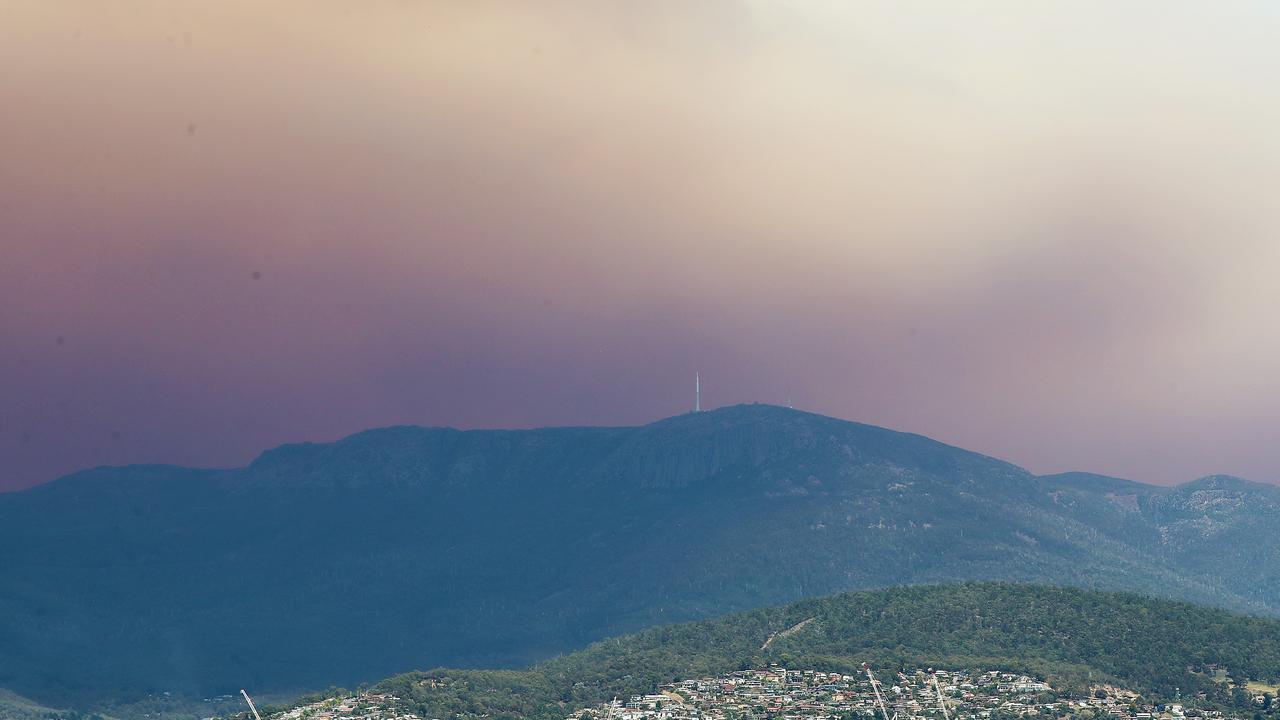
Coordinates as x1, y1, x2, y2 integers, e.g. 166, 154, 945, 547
3, 405, 1280, 709
367, 583, 1280, 720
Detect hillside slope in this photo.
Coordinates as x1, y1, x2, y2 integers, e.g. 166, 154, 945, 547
373, 583, 1280, 720
3, 405, 1280, 707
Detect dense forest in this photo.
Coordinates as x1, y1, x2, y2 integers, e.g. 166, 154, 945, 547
363, 584, 1280, 720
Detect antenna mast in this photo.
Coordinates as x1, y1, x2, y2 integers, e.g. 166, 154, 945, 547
695, 372, 701, 412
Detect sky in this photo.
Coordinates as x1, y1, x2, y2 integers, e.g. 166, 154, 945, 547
4, 1, 1280, 491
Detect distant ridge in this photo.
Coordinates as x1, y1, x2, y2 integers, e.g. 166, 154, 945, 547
4, 404, 1280, 709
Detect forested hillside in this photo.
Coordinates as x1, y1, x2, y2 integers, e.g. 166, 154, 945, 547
372, 584, 1280, 720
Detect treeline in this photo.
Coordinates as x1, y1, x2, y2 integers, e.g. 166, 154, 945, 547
373, 583, 1280, 720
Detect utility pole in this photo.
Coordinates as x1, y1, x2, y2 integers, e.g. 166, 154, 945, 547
865, 664, 895, 720
931, 672, 952, 720
241, 690, 263, 720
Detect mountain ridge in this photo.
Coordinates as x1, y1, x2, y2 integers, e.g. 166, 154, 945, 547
4, 405, 1280, 709
17, 405, 1260, 494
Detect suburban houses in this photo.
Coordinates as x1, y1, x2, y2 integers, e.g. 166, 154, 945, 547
566, 667, 1237, 720
253, 666, 1264, 720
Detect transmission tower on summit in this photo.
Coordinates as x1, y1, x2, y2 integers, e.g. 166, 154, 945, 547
695, 372, 701, 412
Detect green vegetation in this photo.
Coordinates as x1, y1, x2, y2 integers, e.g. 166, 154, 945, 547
373, 584, 1280, 720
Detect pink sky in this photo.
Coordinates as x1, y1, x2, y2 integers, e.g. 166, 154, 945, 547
4, 1, 1280, 490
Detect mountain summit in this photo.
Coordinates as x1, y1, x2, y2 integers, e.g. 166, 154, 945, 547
2, 405, 1278, 705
